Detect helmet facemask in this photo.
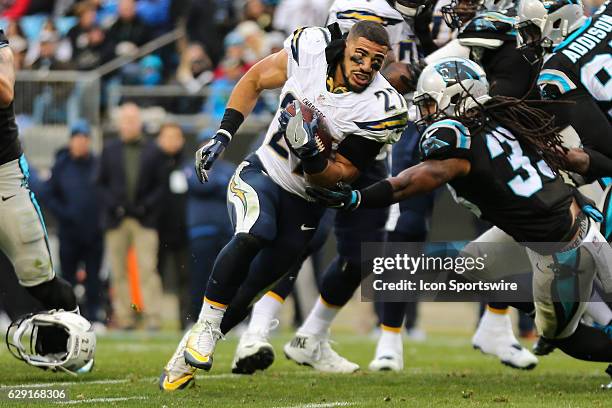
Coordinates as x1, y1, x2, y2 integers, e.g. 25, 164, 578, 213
442, 0, 484, 29
389, 0, 434, 19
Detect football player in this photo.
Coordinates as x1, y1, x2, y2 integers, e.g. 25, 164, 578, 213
0, 30, 88, 345
308, 57, 612, 366
230, 0, 442, 375
159, 21, 408, 391
516, 0, 612, 354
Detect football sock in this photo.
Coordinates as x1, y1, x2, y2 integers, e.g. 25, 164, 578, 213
319, 258, 361, 307
298, 296, 340, 337
248, 292, 284, 333
375, 325, 403, 358
198, 297, 227, 323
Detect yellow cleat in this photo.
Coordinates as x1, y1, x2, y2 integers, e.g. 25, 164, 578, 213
159, 369, 194, 391
183, 321, 224, 371
159, 330, 197, 392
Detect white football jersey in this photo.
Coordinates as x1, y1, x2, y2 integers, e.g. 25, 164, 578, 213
255, 27, 408, 199
327, 0, 419, 63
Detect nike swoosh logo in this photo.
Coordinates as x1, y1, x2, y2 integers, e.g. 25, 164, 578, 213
2, 194, 16, 202
300, 224, 316, 231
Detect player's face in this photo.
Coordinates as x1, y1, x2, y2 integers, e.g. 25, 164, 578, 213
343, 37, 388, 92
455, 0, 481, 24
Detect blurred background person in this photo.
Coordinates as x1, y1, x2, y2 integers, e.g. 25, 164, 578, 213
106, 0, 150, 60
66, 1, 112, 71
185, 129, 234, 324
38, 120, 105, 326
203, 56, 246, 122
156, 122, 191, 330
96, 102, 165, 330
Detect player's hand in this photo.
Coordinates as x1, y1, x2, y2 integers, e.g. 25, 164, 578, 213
195, 132, 229, 183
282, 101, 320, 159
306, 182, 361, 210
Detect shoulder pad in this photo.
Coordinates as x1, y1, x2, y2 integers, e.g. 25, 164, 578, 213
283, 27, 330, 67
419, 119, 471, 160
537, 68, 578, 100
458, 11, 516, 46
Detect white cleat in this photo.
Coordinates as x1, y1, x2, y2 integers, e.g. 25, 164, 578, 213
368, 352, 403, 372
159, 331, 196, 391
472, 314, 538, 370
231, 331, 275, 375
283, 333, 359, 373
183, 320, 224, 371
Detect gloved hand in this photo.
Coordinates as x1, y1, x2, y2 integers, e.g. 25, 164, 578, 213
281, 101, 320, 159
306, 182, 361, 210
195, 132, 230, 183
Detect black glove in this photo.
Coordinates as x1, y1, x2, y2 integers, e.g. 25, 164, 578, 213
195, 132, 230, 183
306, 182, 361, 210
280, 101, 320, 159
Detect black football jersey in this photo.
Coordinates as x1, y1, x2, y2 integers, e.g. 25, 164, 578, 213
458, 10, 539, 98
538, 1, 612, 121
419, 119, 574, 242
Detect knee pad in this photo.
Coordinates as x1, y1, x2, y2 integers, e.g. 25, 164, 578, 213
232, 233, 267, 253
26, 276, 77, 311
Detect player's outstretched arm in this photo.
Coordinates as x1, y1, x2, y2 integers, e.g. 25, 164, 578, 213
195, 50, 288, 182
0, 32, 15, 108
307, 158, 470, 209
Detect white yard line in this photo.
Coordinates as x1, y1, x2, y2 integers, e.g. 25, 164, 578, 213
56, 396, 147, 404
274, 402, 354, 408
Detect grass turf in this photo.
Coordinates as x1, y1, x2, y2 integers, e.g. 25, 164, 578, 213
0, 330, 610, 407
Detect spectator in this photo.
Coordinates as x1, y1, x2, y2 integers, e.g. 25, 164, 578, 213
156, 123, 191, 329
6, 20, 27, 69
28, 30, 70, 70
106, 0, 150, 59
139, 54, 163, 86
66, 1, 112, 70
203, 56, 245, 121
136, 0, 172, 29
39, 120, 105, 324
97, 102, 165, 330
235, 21, 270, 64
185, 0, 226, 66
185, 130, 234, 322
176, 42, 213, 95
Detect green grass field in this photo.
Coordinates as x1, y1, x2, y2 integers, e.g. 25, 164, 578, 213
0, 329, 611, 407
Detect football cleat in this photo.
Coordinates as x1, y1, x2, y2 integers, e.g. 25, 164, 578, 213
368, 353, 403, 372
159, 331, 195, 391
231, 320, 279, 375
184, 320, 224, 371
472, 314, 538, 370
283, 333, 359, 373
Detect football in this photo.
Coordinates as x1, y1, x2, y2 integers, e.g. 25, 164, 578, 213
284, 100, 334, 158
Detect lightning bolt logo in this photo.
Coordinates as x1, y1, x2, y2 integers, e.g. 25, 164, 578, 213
229, 178, 248, 214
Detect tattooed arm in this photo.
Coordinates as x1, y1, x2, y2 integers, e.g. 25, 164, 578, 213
0, 41, 15, 108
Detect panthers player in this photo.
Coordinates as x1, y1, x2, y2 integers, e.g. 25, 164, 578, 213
229, 0, 434, 375
308, 57, 612, 365
0, 30, 88, 367
517, 0, 611, 179
159, 21, 408, 391
516, 0, 612, 354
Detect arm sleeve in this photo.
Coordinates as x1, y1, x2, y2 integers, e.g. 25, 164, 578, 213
336, 134, 386, 172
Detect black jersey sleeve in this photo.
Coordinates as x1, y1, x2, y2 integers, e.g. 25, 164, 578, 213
419, 120, 472, 161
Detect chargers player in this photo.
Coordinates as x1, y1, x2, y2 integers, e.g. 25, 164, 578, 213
230, 0, 434, 375
308, 57, 612, 366
159, 21, 408, 391
0, 30, 94, 373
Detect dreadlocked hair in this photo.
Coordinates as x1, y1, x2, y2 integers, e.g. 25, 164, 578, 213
449, 89, 571, 175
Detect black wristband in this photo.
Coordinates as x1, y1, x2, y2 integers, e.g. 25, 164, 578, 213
219, 108, 245, 140
359, 180, 394, 208
301, 153, 328, 175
